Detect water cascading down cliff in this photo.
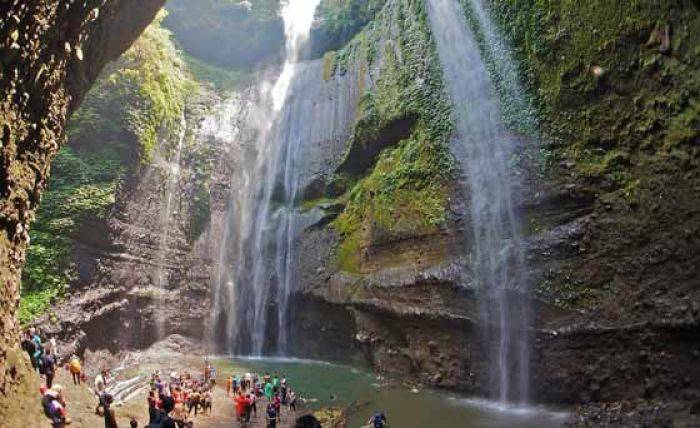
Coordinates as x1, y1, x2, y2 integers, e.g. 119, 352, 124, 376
427, 0, 532, 403
209, 0, 334, 356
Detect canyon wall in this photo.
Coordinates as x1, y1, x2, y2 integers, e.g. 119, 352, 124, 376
288, 0, 700, 417
0, 0, 163, 422
1, 0, 698, 424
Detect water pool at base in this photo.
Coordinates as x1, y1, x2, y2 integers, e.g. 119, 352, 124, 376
213, 357, 569, 427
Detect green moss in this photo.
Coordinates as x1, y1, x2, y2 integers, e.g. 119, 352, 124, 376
486, 0, 699, 189
20, 146, 124, 324
322, 51, 337, 81
484, 0, 699, 310
329, 0, 455, 273
75, 12, 195, 164
183, 52, 250, 93
310, 0, 389, 58
536, 278, 607, 310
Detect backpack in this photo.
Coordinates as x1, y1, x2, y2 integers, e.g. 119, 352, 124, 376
43, 355, 55, 375
69, 359, 81, 373
41, 394, 60, 420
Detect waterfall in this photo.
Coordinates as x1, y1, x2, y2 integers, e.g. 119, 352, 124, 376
209, 0, 324, 356
426, 0, 531, 403
154, 114, 187, 340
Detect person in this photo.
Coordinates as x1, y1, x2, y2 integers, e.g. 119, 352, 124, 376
171, 397, 189, 428
273, 393, 281, 421
264, 380, 273, 402
187, 389, 201, 416
149, 395, 176, 428
103, 393, 118, 428
225, 375, 233, 396
244, 372, 252, 391
233, 392, 247, 423
42, 385, 68, 428
147, 390, 158, 424
368, 411, 387, 428
288, 390, 297, 412
266, 402, 277, 428
201, 389, 212, 415
249, 392, 257, 418
32, 329, 44, 373
154, 375, 165, 396
263, 372, 271, 385
95, 369, 110, 415
232, 373, 239, 394
42, 348, 56, 388
69, 355, 82, 385
48, 335, 59, 361
95, 369, 109, 392
243, 394, 254, 423
210, 365, 217, 386
21, 330, 37, 368
204, 364, 211, 383
272, 375, 280, 393
295, 415, 322, 428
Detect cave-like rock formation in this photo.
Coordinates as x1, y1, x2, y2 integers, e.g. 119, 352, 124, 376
0, 0, 163, 422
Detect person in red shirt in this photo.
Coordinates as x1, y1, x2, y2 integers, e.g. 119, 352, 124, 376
234, 392, 248, 423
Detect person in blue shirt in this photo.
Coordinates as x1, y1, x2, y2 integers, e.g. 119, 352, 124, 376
266, 402, 277, 428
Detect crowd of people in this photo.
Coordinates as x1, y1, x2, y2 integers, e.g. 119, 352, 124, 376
20, 327, 80, 427
22, 333, 383, 428
21, 327, 60, 387
225, 371, 298, 427
145, 368, 214, 427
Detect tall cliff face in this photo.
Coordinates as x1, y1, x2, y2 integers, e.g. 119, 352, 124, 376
294, 0, 483, 391
485, 0, 700, 406
0, 0, 163, 422
290, 0, 700, 413
30, 16, 246, 358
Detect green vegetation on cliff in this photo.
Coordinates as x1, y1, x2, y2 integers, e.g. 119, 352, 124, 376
310, 0, 388, 58
484, 0, 699, 308
327, 0, 454, 273
486, 0, 699, 190
20, 147, 123, 324
20, 15, 197, 324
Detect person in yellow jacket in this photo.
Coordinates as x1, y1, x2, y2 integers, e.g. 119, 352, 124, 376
68, 354, 82, 385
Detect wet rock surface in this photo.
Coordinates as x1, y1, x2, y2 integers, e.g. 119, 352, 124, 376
36, 91, 235, 357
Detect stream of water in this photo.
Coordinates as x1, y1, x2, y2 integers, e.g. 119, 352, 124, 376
154, 114, 188, 340
427, 0, 531, 402
211, 0, 323, 356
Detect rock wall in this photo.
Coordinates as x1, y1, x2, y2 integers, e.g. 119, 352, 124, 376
0, 0, 163, 422
292, 0, 700, 417
36, 87, 239, 357
293, 0, 486, 392
488, 0, 700, 410
1, 0, 697, 423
